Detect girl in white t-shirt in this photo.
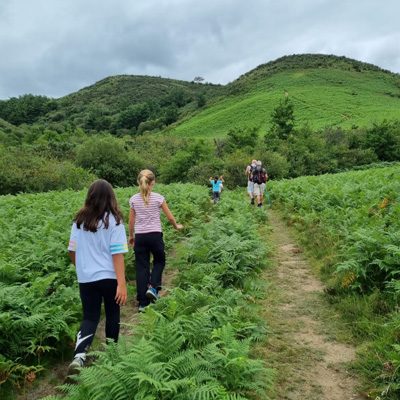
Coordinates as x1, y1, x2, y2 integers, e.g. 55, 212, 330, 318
67, 179, 128, 375
129, 170, 183, 312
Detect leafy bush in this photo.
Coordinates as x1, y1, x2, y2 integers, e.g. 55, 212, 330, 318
0, 146, 94, 195
0, 94, 57, 125
75, 136, 143, 186
159, 141, 211, 183
364, 121, 400, 161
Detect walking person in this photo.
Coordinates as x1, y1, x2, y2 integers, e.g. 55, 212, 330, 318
252, 161, 268, 207
67, 179, 128, 374
209, 175, 224, 203
128, 169, 183, 312
245, 160, 257, 204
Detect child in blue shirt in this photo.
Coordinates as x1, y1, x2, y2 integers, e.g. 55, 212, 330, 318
209, 176, 224, 203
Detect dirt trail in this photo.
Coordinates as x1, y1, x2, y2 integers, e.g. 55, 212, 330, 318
16, 265, 178, 400
262, 210, 366, 400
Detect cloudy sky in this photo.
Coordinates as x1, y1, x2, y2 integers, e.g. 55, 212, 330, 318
0, 0, 399, 99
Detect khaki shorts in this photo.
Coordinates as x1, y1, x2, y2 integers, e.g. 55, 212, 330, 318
254, 183, 265, 196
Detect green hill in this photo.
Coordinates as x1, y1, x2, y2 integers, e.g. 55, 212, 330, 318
46, 75, 225, 129
169, 54, 400, 137
1, 54, 399, 138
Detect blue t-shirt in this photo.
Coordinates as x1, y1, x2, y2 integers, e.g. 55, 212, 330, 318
210, 179, 222, 192
68, 214, 128, 283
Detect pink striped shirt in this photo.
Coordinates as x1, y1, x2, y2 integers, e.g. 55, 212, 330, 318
129, 192, 165, 234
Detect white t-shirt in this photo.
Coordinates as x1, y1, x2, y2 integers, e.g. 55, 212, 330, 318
68, 214, 128, 283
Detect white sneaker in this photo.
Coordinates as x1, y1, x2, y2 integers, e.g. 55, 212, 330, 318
68, 356, 85, 375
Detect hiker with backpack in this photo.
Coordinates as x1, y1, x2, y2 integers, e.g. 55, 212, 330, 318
209, 175, 224, 203
245, 160, 257, 205
252, 161, 268, 207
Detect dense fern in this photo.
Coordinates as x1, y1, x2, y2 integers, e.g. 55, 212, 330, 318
41, 190, 274, 399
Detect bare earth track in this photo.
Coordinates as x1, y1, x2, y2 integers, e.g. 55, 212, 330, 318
261, 210, 367, 400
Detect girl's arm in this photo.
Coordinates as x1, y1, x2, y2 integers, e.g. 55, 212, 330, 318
128, 208, 135, 247
69, 251, 76, 265
161, 201, 183, 230
112, 254, 127, 306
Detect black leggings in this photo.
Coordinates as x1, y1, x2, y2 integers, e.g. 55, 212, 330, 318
134, 232, 165, 307
74, 279, 120, 357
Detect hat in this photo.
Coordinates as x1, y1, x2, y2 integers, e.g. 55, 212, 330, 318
256, 160, 262, 166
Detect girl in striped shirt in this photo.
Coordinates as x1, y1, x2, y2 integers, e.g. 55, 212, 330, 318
129, 169, 183, 311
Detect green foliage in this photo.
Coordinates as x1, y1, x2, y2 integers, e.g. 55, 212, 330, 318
161, 88, 191, 108
116, 103, 151, 130
159, 141, 212, 184
41, 190, 273, 400
221, 150, 251, 187
162, 105, 179, 125
171, 55, 400, 138
0, 94, 57, 125
50, 75, 223, 133
0, 183, 210, 390
0, 145, 94, 195
75, 136, 143, 186
225, 127, 258, 152
269, 97, 295, 140
364, 121, 400, 161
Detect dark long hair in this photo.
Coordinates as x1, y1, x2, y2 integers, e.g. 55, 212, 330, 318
75, 180, 123, 232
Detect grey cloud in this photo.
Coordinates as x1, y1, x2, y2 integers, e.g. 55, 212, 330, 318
0, 0, 399, 98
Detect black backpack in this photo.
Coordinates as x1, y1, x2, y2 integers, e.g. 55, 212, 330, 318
252, 166, 267, 184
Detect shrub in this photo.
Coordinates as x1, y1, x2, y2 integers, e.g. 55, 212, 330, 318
75, 136, 143, 187
221, 150, 251, 187
0, 146, 94, 195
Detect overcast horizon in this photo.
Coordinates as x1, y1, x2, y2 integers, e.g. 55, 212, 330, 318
1, 0, 399, 99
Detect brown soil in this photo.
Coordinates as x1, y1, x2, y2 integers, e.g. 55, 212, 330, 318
261, 210, 367, 400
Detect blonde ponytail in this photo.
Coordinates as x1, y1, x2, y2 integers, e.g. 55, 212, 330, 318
138, 169, 155, 206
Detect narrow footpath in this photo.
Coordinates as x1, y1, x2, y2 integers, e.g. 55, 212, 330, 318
261, 209, 366, 400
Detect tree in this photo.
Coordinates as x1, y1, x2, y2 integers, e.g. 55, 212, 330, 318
75, 136, 142, 186
225, 127, 258, 152
196, 93, 206, 108
117, 103, 150, 130
193, 76, 205, 84
269, 97, 295, 140
163, 105, 179, 125
364, 121, 400, 161
0, 94, 57, 125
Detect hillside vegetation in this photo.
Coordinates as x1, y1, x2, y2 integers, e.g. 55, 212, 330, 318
1, 54, 400, 195
171, 55, 400, 137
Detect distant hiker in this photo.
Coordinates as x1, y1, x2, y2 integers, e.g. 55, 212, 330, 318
129, 169, 183, 312
252, 160, 268, 207
245, 159, 257, 204
67, 179, 128, 374
209, 175, 224, 203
